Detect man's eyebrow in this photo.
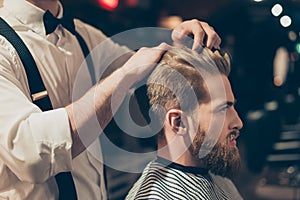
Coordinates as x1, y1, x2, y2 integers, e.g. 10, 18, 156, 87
217, 99, 237, 108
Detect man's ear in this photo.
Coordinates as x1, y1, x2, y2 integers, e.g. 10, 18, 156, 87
166, 109, 188, 135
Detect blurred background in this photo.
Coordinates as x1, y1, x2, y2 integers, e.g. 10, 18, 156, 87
63, 0, 299, 199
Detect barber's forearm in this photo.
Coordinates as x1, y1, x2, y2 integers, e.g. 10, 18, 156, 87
67, 44, 168, 158
66, 68, 132, 158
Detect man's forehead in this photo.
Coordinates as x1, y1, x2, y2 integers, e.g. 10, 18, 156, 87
205, 75, 234, 98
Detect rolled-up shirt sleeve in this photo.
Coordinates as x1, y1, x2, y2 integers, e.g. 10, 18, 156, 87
0, 37, 72, 184
28, 109, 73, 181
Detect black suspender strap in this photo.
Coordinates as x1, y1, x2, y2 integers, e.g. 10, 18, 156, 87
0, 18, 77, 200
0, 18, 53, 111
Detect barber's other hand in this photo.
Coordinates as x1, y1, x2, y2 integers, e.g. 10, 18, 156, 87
121, 43, 171, 85
172, 19, 221, 51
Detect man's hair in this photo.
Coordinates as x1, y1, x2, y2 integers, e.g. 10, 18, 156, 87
146, 47, 231, 122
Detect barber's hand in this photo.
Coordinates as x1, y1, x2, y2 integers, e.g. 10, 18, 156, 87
172, 19, 221, 51
122, 43, 171, 85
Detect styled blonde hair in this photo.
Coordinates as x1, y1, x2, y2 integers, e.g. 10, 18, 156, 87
147, 46, 231, 120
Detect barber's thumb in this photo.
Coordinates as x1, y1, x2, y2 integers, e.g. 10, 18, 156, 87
157, 42, 172, 51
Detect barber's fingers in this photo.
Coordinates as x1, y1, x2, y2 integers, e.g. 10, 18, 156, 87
152, 42, 172, 53
172, 19, 204, 49
199, 21, 221, 50
122, 43, 171, 82
171, 19, 221, 50
133, 43, 171, 69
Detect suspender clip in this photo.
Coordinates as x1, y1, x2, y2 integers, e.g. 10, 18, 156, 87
31, 90, 48, 101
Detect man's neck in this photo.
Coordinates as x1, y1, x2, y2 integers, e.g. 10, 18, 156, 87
157, 142, 206, 168
26, 0, 59, 16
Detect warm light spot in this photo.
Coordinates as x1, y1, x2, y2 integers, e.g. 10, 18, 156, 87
273, 47, 289, 87
159, 16, 183, 29
288, 31, 297, 42
98, 0, 119, 11
264, 101, 278, 111
126, 0, 138, 7
274, 76, 283, 87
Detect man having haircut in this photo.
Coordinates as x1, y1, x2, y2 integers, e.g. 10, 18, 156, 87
127, 47, 244, 199
0, 0, 222, 198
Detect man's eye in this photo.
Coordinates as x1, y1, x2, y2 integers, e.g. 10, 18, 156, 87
215, 106, 228, 113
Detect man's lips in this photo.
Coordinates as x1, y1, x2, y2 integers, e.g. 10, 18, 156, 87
230, 139, 237, 146
228, 130, 240, 146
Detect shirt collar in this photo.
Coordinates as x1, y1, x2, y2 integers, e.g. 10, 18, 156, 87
3, 0, 64, 36
156, 156, 209, 175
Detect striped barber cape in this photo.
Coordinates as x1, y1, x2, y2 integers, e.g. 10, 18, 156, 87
126, 157, 243, 200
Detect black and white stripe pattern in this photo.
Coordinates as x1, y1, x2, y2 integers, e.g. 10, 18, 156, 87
126, 157, 243, 200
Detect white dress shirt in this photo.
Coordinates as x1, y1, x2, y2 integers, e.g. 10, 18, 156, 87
0, 0, 130, 199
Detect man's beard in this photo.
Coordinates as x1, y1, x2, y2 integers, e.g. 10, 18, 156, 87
190, 129, 241, 178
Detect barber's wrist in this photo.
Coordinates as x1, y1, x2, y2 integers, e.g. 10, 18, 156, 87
118, 65, 140, 88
